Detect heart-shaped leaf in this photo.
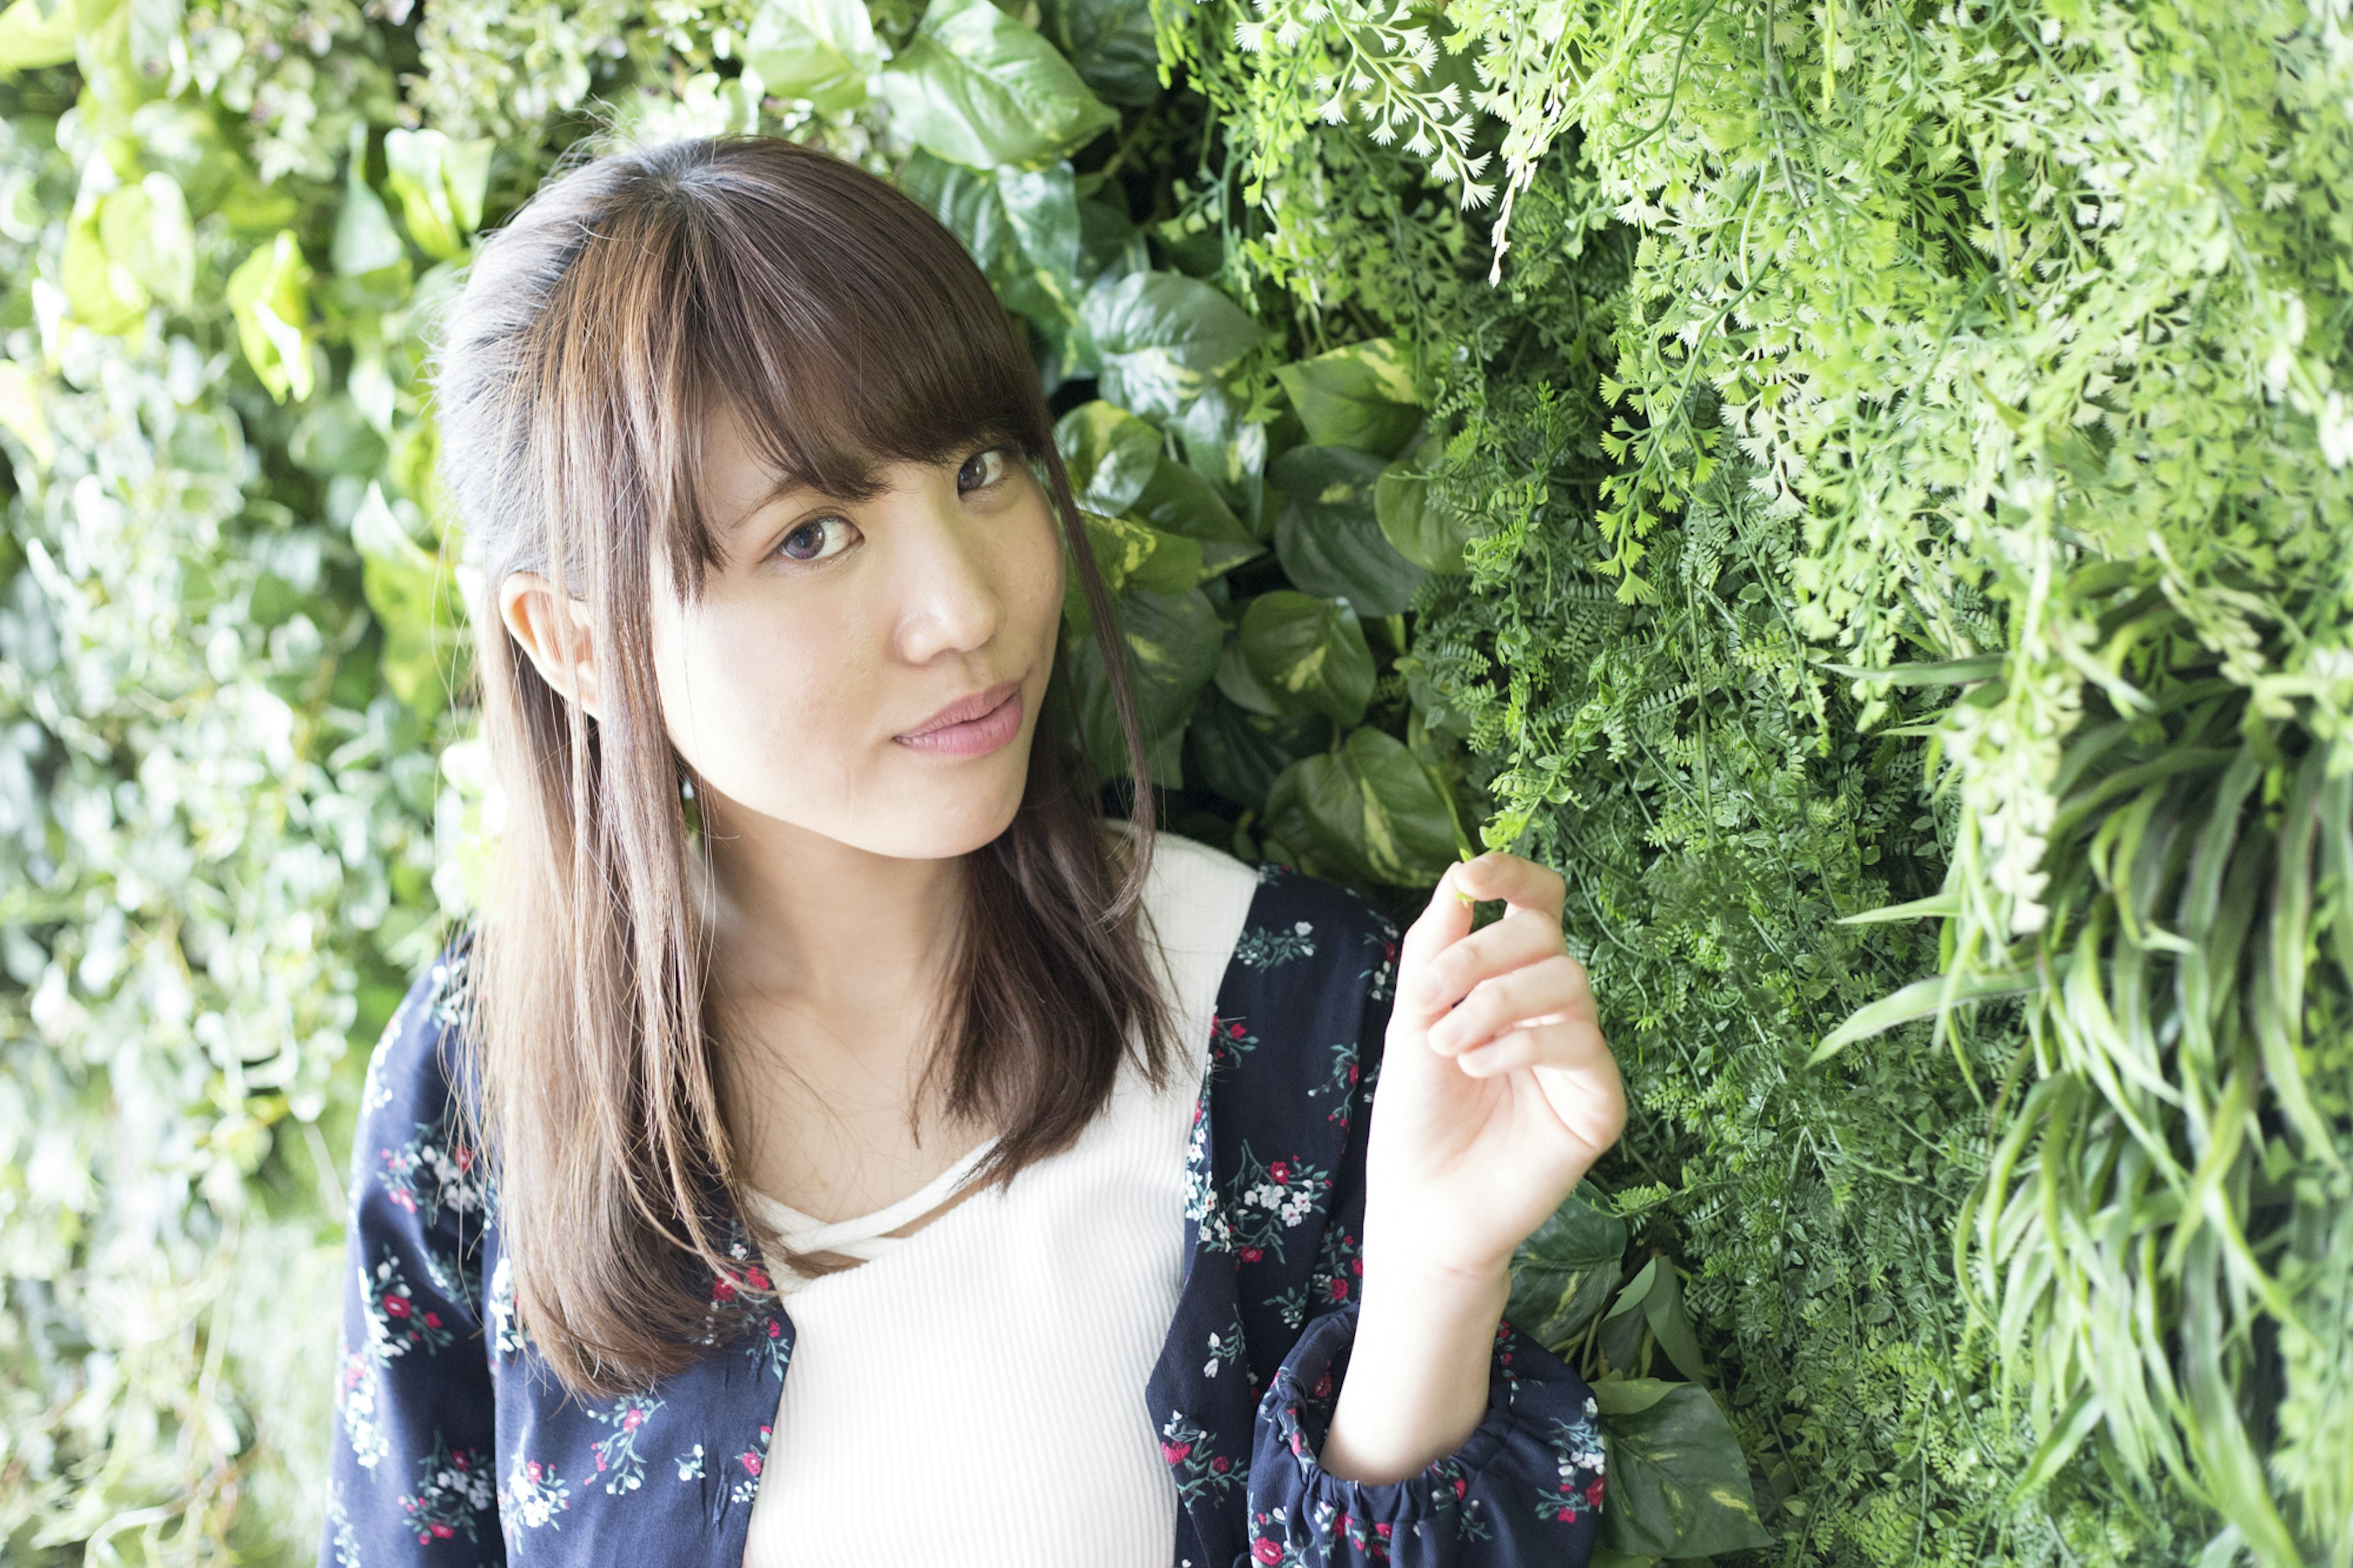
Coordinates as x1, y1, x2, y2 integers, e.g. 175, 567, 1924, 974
1264, 725, 1459, 888
1273, 336, 1422, 457
1506, 1183, 1629, 1354
743, 0, 879, 113
1270, 444, 1428, 618
879, 0, 1118, 170
1239, 590, 1374, 728
1593, 1380, 1775, 1558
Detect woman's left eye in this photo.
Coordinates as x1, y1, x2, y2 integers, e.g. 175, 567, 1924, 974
957, 447, 1010, 494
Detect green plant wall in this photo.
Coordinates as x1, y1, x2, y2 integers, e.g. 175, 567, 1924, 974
1, 0, 2347, 1561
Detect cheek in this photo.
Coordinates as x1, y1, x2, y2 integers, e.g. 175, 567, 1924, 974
651, 596, 860, 778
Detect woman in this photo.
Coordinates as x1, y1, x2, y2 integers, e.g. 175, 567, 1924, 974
323, 134, 1625, 1567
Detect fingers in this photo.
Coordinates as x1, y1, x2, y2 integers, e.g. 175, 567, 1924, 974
1452, 1010, 1611, 1078
1451, 850, 1567, 924
1426, 952, 1594, 1059
1392, 860, 1477, 1029
1402, 899, 1565, 1020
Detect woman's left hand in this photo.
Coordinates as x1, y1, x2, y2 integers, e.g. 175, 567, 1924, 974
1359, 850, 1626, 1286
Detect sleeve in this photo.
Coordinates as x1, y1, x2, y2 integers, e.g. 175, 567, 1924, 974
1238, 889, 1606, 1567
320, 939, 506, 1566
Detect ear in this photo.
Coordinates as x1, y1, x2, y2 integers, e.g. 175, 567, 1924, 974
498, 570, 604, 721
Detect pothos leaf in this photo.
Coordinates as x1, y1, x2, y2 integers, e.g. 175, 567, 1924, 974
1273, 336, 1423, 458
878, 0, 1118, 170
1593, 1380, 1775, 1558
1062, 584, 1221, 781
1270, 444, 1429, 618
225, 230, 315, 403
1037, 0, 1161, 107
1506, 1182, 1629, 1354
1081, 270, 1265, 428
1376, 431, 1469, 574
1238, 589, 1374, 727
742, 0, 879, 113
383, 128, 493, 263
1264, 725, 1458, 888
1186, 684, 1332, 815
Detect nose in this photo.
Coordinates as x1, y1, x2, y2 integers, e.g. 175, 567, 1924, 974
891, 488, 1008, 665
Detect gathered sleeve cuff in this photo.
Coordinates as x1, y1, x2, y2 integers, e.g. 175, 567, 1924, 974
1244, 1300, 1606, 1566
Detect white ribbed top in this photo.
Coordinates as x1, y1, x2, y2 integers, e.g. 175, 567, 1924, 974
738, 829, 1262, 1567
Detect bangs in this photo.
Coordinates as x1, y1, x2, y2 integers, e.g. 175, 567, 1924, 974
651, 142, 1051, 589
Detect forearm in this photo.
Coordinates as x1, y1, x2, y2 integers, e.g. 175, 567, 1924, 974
1316, 1260, 1510, 1485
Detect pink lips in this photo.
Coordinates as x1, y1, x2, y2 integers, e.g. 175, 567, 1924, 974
894, 678, 1024, 757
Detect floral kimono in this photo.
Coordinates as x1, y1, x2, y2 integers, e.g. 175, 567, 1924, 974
322, 859, 1605, 1566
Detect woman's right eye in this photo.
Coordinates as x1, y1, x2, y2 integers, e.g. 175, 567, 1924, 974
775, 515, 855, 564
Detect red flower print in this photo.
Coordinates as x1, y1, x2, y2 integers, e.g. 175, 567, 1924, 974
1240, 1246, 1264, 1263
1252, 1539, 1282, 1565
1211, 1455, 1230, 1474
1586, 1477, 1605, 1505
741, 1453, 763, 1477
453, 1453, 469, 1470
622, 1409, 645, 1431
745, 1267, 771, 1292
1451, 1476, 1467, 1500
1327, 1278, 1350, 1301
1313, 1371, 1334, 1400
431, 1523, 452, 1540
1161, 1441, 1193, 1464
423, 1312, 441, 1328
712, 1276, 737, 1303
1374, 1523, 1392, 1537
525, 1460, 542, 1482
454, 1145, 473, 1171
1350, 1259, 1362, 1276
595, 1454, 609, 1471
1556, 1507, 1574, 1522
383, 1296, 409, 1319
1269, 1160, 1290, 1182
767, 1318, 782, 1338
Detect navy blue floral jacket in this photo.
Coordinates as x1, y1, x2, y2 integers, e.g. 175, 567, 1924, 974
322, 860, 1605, 1567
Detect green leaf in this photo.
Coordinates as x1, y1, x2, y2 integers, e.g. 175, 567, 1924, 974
1238, 589, 1374, 727
1596, 1380, 1775, 1558
878, 0, 1117, 170
225, 230, 315, 404
98, 173, 194, 311
1270, 444, 1429, 618
1810, 966, 2040, 1063
1037, 0, 1159, 106
743, 0, 879, 113
1077, 508, 1200, 594
1264, 725, 1458, 887
1185, 684, 1330, 814
289, 395, 390, 479
63, 208, 146, 335
1057, 400, 1163, 515
1132, 444, 1258, 550
1082, 270, 1264, 429
1273, 337, 1422, 458
383, 128, 493, 262
0, 0, 75, 69
0, 361, 54, 469
352, 482, 460, 717
1506, 1182, 1629, 1354
1063, 584, 1220, 780
1375, 432, 1468, 574
333, 128, 409, 278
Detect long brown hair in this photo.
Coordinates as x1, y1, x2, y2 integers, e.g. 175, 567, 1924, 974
430, 134, 1180, 1399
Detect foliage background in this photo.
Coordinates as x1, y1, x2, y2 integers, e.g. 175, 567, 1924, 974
1, 0, 2347, 1559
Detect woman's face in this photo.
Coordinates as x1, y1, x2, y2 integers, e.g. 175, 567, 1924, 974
646, 403, 1067, 860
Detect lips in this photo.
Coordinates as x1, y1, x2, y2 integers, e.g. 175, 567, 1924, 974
894, 676, 1026, 758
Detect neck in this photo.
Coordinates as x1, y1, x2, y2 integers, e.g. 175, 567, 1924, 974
691, 790, 968, 1019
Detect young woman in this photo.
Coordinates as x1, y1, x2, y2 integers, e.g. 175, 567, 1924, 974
322, 134, 1625, 1567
